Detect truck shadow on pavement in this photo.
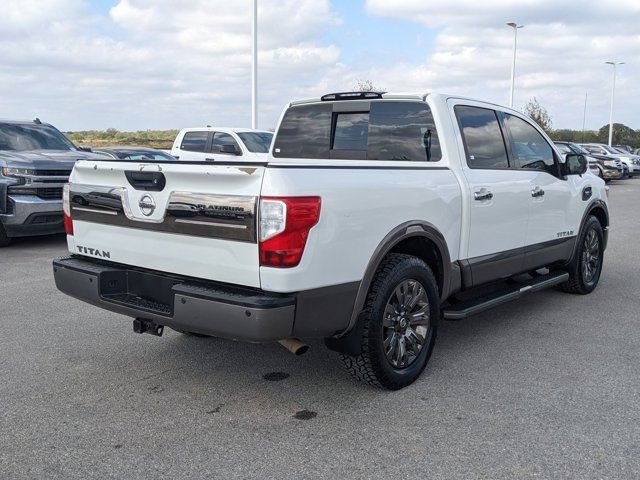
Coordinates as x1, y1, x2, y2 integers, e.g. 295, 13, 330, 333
102, 285, 574, 411
6, 233, 67, 250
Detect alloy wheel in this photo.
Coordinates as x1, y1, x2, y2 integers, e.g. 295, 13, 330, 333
581, 228, 600, 283
382, 279, 430, 369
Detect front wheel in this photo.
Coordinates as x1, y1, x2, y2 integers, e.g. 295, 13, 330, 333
340, 253, 439, 390
561, 215, 604, 294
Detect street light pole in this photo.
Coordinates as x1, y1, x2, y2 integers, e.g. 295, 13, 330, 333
506, 22, 524, 108
605, 61, 624, 146
251, 0, 258, 129
581, 92, 588, 143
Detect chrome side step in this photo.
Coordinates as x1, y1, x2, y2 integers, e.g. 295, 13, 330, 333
443, 271, 569, 320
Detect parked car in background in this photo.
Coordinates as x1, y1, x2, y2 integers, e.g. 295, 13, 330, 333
93, 147, 176, 161
613, 145, 633, 154
170, 128, 273, 162
580, 143, 640, 178
554, 141, 623, 182
0, 119, 103, 246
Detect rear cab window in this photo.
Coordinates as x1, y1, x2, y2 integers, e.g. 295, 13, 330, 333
180, 131, 209, 152
273, 100, 441, 162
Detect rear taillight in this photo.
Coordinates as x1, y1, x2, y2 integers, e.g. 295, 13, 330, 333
63, 183, 73, 235
259, 196, 321, 268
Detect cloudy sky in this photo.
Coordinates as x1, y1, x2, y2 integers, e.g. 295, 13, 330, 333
1, 0, 638, 131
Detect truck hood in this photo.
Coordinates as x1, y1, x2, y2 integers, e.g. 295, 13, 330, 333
588, 154, 615, 162
615, 153, 640, 161
0, 150, 104, 170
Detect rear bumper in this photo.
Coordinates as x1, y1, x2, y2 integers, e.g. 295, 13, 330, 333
53, 256, 295, 341
53, 256, 358, 341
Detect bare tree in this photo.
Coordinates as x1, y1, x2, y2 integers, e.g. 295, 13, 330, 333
353, 79, 381, 92
524, 97, 553, 132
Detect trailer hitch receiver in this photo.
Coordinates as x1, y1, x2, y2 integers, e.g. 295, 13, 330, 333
133, 318, 164, 336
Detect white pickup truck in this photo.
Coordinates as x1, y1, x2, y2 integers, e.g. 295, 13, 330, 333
170, 127, 273, 162
53, 92, 609, 389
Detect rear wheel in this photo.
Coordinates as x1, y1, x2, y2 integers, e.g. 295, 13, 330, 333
0, 223, 10, 247
340, 253, 439, 390
561, 215, 604, 294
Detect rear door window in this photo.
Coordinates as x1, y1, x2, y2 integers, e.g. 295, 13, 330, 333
273, 101, 441, 161
368, 101, 441, 162
180, 131, 209, 152
455, 106, 509, 169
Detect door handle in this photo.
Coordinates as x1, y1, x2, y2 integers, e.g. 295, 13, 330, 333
531, 186, 545, 198
474, 188, 493, 201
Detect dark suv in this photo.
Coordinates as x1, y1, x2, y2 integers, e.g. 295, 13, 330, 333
0, 120, 102, 246
554, 141, 623, 182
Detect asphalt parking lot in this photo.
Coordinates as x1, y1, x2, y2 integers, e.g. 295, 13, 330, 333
1, 180, 639, 480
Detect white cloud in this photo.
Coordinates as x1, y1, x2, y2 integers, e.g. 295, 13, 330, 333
363, 0, 640, 129
0, 0, 637, 131
0, 0, 341, 130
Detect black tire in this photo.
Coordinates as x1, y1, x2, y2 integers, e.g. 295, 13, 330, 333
561, 215, 604, 294
0, 223, 10, 248
340, 253, 439, 390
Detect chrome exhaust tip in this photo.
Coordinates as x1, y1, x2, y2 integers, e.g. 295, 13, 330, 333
278, 338, 309, 356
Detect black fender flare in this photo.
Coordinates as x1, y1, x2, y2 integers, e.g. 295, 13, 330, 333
567, 198, 609, 265
325, 221, 451, 355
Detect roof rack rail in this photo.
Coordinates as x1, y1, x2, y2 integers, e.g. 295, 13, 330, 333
321, 91, 385, 101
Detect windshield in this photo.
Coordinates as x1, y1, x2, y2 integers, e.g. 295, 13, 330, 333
567, 143, 589, 155
554, 143, 572, 154
119, 151, 175, 161
602, 145, 619, 154
237, 132, 273, 153
0, 123, 77, 151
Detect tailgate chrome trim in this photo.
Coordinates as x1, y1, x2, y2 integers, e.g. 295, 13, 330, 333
174, 218, 247, 229
72, 206, 118, 216
69, 184, 257, 243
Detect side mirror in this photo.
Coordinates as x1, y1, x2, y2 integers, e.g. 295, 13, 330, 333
563, 153, 588, 176
77, 146, 92, 152
219, 144, 241, 155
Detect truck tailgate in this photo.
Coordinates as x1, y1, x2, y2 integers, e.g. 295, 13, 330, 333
67, 160, 264, 287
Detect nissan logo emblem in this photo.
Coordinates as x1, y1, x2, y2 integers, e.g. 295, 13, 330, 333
138, 194, 156, 216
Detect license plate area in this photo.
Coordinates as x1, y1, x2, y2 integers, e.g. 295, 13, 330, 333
99, 269, 177, 316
